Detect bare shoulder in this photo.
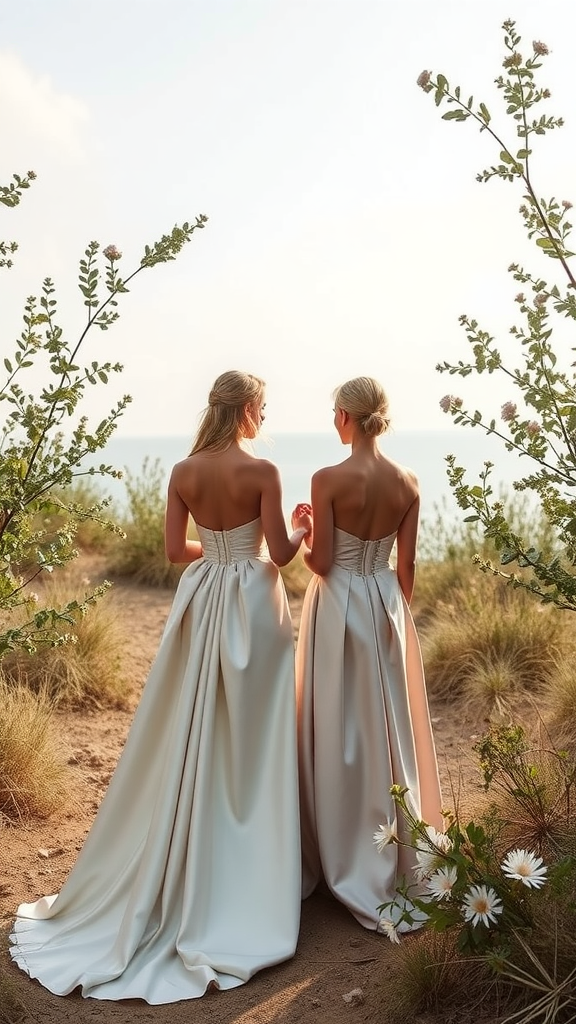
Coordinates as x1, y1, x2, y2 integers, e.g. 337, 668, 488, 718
169, 456, 194, 482
312, 460, 346, 484
402, 464, 420, 495
252, 456, 280, 480
383, 454, 419, 494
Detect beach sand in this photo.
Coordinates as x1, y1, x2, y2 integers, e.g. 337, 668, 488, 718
0, 558, 488, 1024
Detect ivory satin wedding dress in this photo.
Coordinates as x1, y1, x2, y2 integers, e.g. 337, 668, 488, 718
10, 518, 301, 1003
296, 527, 442, 931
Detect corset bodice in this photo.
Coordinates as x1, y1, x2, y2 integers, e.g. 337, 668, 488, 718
197, 518, 267, 564
332, 527, 396, 575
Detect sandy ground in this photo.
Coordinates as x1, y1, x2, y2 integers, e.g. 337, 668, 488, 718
0, 565, 487, 1024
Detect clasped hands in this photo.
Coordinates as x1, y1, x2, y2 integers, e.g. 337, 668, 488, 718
291, 502, 313, 546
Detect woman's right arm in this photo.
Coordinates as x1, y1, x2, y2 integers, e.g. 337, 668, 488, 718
164, 467, 204, 564
302, 469, 334, 577
260, 461, 311, 566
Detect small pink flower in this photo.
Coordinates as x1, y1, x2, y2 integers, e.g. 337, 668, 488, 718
417, 70, 431, 89
440, 395, 463, 414
503, 52, 522, 68
534, 293, 548, 306
515, 293, 525, 303
533, 41, 549, 56
103, 244, 122, 261
501, 401, 517, 422
526, 421, 541, 436
562, 200, 573, 210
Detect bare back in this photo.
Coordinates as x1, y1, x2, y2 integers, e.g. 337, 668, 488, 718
164, 443, 308, 568
322, 450, 418, 540
170, 446, 268, 531
306, 446, 420, 598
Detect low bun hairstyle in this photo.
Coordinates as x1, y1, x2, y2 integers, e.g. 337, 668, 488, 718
189, 370, 265, 455
333, 376, 390, 437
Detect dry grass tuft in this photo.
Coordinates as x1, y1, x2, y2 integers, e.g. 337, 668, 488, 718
420, 575, 573, 718
543, 662, 576, 754
1, 579, 132, 710
0, 679, 71, 822
382, 929, 504, 1023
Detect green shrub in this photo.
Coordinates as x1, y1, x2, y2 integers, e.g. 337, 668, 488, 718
106, 457, 185, 588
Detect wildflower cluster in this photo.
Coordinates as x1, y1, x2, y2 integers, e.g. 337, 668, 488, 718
375, 785, 547, 953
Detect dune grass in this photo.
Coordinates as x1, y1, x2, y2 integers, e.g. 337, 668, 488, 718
420, 573, 573, 718
0, 679, 70, 822
382, 929, 502, 1023
0, 576, 132, 710
541, 662, 576, 754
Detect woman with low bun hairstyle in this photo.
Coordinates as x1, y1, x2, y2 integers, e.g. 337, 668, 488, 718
11, 369, 311, 1003
293, 375, 442, 934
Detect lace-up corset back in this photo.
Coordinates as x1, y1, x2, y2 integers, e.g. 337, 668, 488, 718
332, 527, 396, 575
197, 517, 267, 564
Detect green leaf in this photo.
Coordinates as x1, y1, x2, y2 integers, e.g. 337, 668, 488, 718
442, 109, 468, 121
479, 102, 491, 123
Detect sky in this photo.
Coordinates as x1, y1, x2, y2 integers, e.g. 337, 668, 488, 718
2, 0, 576, 438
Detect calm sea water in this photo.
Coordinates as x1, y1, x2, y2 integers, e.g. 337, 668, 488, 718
85, 429, 520, 527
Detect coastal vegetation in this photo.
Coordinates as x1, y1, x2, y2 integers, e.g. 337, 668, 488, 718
3, 15, 576, 1024
380, 18, 576, 1024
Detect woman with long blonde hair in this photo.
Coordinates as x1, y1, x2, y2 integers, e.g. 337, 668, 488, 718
11, 370, 311, 1002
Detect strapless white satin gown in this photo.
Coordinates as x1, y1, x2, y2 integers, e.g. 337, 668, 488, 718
10, 518, 301, 1003
296, 528, 442, 930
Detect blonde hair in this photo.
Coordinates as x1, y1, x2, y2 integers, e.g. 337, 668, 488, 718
333, 376, 391, 437
190, 370, 265, 455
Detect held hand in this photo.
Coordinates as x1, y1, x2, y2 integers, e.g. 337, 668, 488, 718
291, 503, 312, 532
291, 511, 312, 547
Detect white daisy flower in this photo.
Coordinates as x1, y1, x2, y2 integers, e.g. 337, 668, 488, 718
378, 917, 401, 944
373, 819, 397, 851
462, 884, 503, 928
426, 865, 458, 901
414, 826, 453, 881
501, 849, 548, 889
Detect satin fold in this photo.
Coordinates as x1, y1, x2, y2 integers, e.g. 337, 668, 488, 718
296, 527, 442, 930
11, 518, 301, 1003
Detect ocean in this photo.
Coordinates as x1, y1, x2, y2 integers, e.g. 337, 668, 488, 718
84, 429, 521, 528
